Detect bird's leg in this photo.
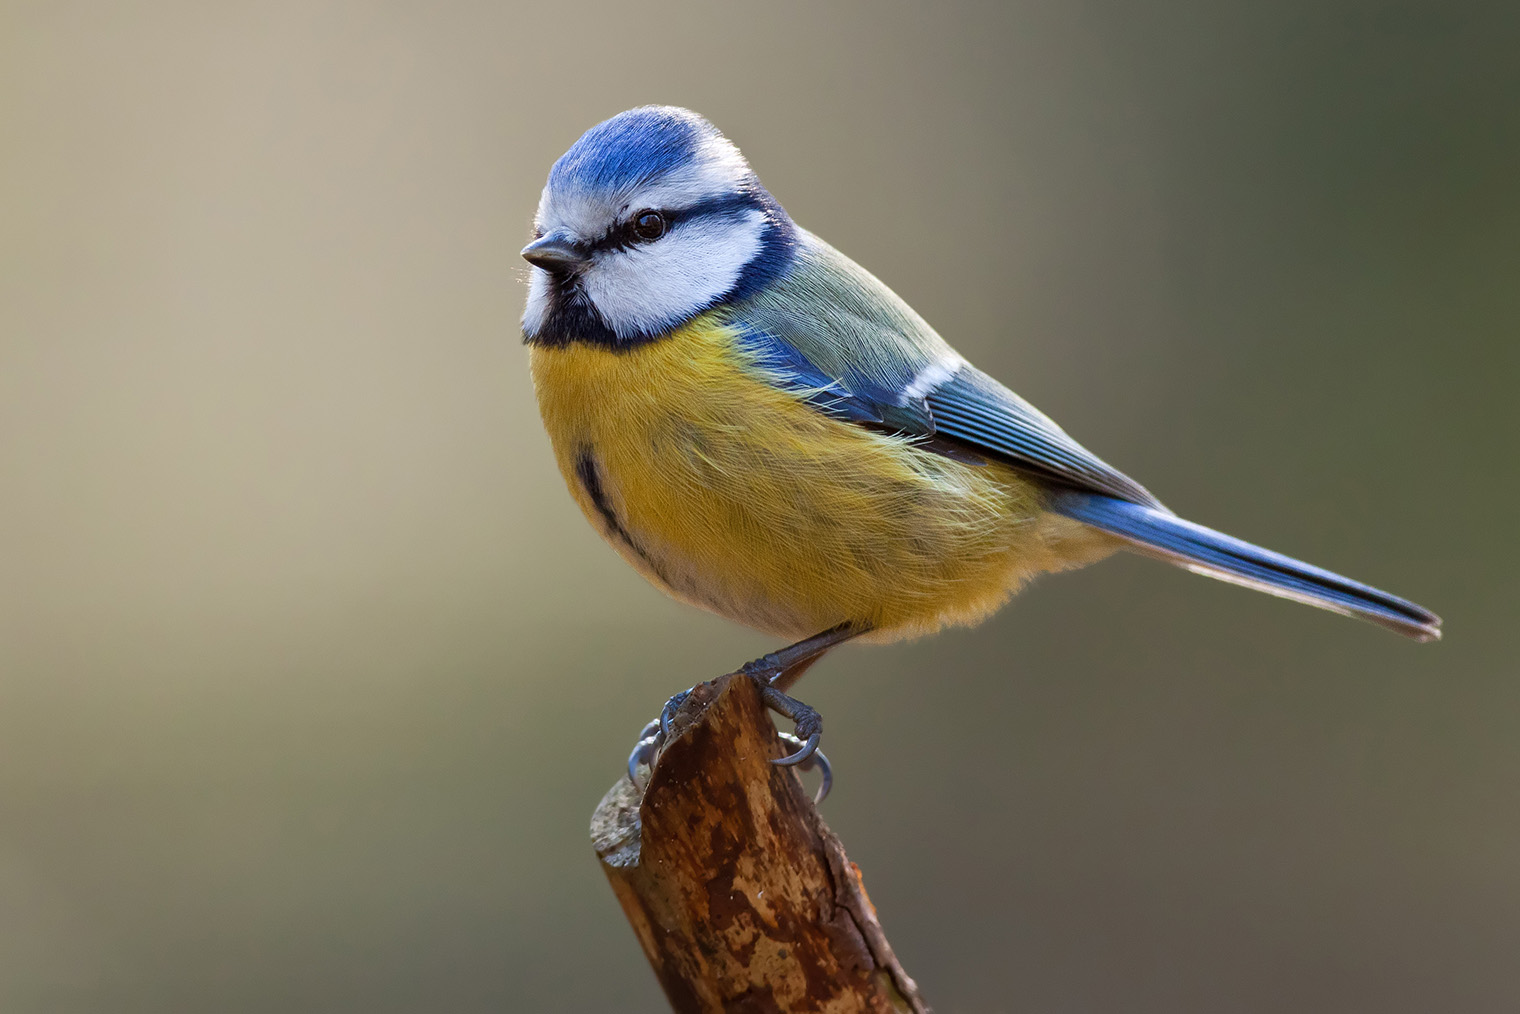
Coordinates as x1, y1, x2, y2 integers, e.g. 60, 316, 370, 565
626, 622, 866, 803
737, 622, 862, 763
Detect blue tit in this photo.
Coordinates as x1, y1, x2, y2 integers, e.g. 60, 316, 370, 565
520, 107, 1440, 778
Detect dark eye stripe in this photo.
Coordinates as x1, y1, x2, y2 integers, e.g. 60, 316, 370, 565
580, 192, 763, 255
671, 193, 759, 221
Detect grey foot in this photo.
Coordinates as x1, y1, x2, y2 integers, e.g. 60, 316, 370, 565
624, 682, 833, 804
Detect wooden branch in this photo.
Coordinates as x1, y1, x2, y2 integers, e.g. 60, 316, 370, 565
590, 672, 930, 1014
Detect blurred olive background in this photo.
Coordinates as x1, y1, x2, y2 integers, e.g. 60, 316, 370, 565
1, 2, 1516, 1011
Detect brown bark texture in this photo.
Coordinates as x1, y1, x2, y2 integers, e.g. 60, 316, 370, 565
590, 673, 929, 1014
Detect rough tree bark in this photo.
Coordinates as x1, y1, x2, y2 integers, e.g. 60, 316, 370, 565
590, 672, 929, 1013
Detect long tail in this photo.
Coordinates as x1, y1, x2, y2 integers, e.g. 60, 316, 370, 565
1047, 490, 1442, 642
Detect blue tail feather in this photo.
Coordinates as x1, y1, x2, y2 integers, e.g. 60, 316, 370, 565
1048, 490, 1442, 642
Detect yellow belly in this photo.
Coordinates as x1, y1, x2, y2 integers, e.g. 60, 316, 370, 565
528, 314, 1116, 641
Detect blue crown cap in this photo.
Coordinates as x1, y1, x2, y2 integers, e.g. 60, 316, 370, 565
548, 106, 721, 195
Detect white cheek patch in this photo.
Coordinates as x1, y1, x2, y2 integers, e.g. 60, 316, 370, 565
527, 130, 768, 339
522, 265, 552, 332
583, 210, 766, 339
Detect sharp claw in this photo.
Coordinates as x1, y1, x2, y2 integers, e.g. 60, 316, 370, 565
627, 732, 658, 784
627, 719, 665, 784
776, 732, 832, 804
772, 730, 820, 767
629, 693, 693, 787
813, 752, 832, 804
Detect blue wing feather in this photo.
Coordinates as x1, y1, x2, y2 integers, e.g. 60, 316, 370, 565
1048, 490, 1442, 640
718, 232, 1440, 642
925, 367, 1164, 508
731, 321, 886, 426
723, 232, 1163, 505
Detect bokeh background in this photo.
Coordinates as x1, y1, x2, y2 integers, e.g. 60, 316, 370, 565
2, 2, 1517, 1011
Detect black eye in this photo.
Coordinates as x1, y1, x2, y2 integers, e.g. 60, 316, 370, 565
631, 210, 666, 242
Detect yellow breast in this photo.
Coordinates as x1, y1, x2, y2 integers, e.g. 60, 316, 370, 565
528, 314, 1114, 641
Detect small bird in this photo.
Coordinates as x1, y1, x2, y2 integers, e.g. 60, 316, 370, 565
521, 107, 1440, 793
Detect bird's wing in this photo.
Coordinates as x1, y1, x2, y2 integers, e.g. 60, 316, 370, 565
723, 231, 1165, 510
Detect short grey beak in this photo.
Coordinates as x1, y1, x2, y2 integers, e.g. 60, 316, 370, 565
521, 229, 587, 271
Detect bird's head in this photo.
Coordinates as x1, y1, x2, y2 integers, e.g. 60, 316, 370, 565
521, 106, 797, 347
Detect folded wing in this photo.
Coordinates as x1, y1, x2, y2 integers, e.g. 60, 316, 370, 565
723, 231, 1441, 640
